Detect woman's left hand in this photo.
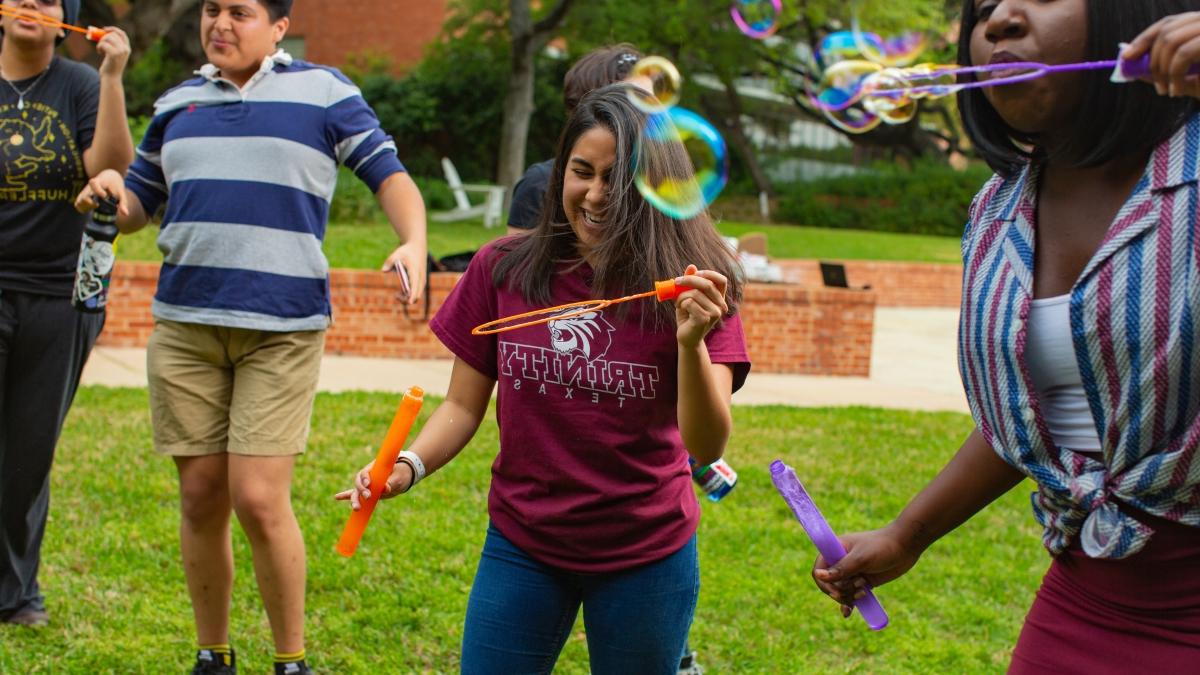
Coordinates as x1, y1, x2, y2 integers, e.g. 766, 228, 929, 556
1124, 12, 1200, 98
95, 27, 131, 78
674, 264, 729, 350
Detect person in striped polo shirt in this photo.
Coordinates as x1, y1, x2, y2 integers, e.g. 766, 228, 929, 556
75, 1, 427, 673
814, 2, 1200, 672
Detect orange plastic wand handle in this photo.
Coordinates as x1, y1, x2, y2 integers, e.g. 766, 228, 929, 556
0, 6, 108, 40
336, 385, 425, 557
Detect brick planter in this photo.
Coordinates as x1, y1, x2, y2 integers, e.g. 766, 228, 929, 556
775, 259, 962, 308
98, 262, 876, 376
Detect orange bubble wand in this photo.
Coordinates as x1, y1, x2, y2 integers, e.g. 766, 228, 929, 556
0, 6, 109, 41
472, 279, 689, 335
336, 385, 425, 557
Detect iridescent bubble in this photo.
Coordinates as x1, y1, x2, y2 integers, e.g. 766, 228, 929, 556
822, 106, 881, 134
861, 69, 914, 115
904, 63, 960, 99
730, 0, 782, 40
850, 14, 927, 67
635, 108, 729, 220
815, 60, 882, 111
627, 56, 683, 113
819, 31, 885, 67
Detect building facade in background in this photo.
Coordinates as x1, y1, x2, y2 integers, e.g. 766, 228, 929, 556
287, 0, 447, 72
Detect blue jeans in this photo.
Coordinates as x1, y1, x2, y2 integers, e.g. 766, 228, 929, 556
461, 524, 699, 675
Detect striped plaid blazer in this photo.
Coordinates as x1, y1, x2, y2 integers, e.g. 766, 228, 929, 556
959, 114, 1200, 560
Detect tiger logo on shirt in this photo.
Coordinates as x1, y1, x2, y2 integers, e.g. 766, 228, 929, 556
548, 310, 614, 361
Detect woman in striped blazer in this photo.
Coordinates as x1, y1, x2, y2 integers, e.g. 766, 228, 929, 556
814, 1, 1200, 671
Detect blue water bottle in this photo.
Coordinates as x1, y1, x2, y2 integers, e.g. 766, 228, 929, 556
689, 457, 738, 502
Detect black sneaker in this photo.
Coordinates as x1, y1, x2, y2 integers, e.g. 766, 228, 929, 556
191, 648, 236, 675
274, 660, 313, 675
678, 650, 704, 675
3, 606, 49, 627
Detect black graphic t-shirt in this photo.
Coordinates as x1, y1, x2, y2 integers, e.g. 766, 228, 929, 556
0, 57, 99, 296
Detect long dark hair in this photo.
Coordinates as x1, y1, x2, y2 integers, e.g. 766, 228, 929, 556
958, 0, 1200, 176
492, 84, 742, 326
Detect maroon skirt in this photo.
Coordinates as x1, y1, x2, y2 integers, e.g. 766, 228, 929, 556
1009, 509, 1200, 674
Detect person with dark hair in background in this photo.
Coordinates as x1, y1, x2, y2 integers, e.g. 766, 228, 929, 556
75, 1, 427, 672
0, 0, 132, 628
339, 84, 749, 674
813, 2, 1200, 672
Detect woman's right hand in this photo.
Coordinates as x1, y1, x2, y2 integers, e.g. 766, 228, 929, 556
74, 169, 130, 215
1123, 12, 1200, 98
333, 460, 414, 510
811, 521, 923, 618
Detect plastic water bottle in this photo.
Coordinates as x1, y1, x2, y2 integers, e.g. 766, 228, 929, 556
689, 457, 738, 502
72, 196, 119, 313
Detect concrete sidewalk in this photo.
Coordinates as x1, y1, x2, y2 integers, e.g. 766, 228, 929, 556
81, 308, 968, 413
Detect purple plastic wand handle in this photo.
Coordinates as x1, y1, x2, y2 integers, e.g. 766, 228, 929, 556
864, 52, 1200, 100
769, 460, 889, 630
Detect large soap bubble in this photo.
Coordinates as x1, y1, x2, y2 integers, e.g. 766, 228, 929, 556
635, 108, 729, 220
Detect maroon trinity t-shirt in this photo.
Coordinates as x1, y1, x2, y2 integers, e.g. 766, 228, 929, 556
429, 239, 751, 573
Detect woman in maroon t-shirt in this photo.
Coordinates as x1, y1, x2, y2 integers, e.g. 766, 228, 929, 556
338, 84, 750, 674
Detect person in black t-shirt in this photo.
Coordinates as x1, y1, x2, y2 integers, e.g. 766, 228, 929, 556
0, 0, 132, 627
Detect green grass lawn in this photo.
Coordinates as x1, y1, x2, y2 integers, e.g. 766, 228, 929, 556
114, 219, 962, 270
0, 389, 1046, 673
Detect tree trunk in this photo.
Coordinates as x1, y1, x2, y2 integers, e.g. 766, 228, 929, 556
495, 0, 575, 206
496, 0, 535, 199
711, 74, 773, 197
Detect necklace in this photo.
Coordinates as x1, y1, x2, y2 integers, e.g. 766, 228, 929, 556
1, 60, 52, 111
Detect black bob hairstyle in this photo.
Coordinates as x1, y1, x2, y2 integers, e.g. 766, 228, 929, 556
958, 0, 1200, 177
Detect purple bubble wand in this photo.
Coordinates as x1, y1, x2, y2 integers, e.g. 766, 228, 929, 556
816, 50, 1200, 114
769, 459, 889, 630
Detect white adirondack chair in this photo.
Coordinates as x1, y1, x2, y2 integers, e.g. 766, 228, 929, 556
431, 157, 505, 228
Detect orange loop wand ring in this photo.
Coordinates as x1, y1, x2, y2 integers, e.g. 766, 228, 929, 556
472, 279, 686, 336
0, 6, 108, 41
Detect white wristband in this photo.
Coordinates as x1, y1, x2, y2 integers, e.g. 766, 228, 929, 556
397, 450, 426, 486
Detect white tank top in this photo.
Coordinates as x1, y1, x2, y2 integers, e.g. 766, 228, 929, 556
1025, 294, 1102, 451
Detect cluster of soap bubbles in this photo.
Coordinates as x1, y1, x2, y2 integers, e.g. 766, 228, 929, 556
627, 57, 730, 220
722, 2, 947, 135
810, 23, 959, 134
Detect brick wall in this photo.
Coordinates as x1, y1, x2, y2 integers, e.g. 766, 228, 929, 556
289, 0, 447, 73
775, 259, 962, 308
98, 263, 876, 376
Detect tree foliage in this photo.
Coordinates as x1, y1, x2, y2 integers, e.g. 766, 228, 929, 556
562, 0, 962, 164
354, 1, 570, 182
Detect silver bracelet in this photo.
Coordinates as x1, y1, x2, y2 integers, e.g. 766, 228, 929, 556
395, 450, 427, 489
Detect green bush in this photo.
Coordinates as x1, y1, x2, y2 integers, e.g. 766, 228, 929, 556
328, 168, 456, 224
124, 40, 195, 118
412, 175, 456, 212
776, 160, 994, 237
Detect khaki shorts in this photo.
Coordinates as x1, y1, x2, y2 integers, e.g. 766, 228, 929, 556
147, 319, 325, 457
